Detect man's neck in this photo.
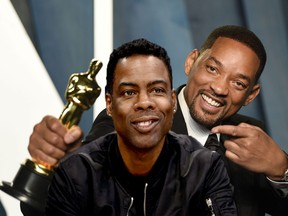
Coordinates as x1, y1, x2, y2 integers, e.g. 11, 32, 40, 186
117, 141, 164, 176
178, 87, 211, 145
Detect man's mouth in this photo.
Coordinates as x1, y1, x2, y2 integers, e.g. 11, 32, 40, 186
133, 118, 159, 133
136, 120, 153, 127
201, 94, 221, 107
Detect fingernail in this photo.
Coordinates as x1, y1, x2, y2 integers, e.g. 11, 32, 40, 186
64, 133, 75, 143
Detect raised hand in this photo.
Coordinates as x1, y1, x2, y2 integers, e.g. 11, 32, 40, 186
212, 123, 288, 181
28, 115, 83, 168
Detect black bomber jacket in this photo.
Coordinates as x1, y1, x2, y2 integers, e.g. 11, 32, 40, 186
46, 131, 237, 216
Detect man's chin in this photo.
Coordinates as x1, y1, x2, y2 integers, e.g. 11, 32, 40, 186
194, 116, 220, 128
191, 109, 221, 127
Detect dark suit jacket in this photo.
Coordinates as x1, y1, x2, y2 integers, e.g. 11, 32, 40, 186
83, 85, 288, 216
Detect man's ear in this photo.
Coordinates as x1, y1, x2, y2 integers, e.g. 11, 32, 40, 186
106, 93, 112, 116
244, 84, 261, 106
184, 49, 199, 76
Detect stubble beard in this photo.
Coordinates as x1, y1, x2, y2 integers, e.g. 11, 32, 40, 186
189, 99, 222, 129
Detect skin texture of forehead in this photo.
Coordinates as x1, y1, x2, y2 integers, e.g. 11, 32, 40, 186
114, 55, 172, 89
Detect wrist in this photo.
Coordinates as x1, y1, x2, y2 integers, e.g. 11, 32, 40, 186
267, 155, 288, 181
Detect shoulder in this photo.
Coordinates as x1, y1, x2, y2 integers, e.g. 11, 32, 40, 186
167, 131, 203, 152
60, 132, 117, 169
167, 131, 219, 164
167, 132, 223, 178
223, 113, 265, 129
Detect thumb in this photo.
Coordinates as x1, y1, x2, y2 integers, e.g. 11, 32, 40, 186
64, 125, 83, 144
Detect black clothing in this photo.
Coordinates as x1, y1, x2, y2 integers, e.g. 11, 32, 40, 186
21, 84, 288, 215
46, 132, 236, 215
84, 85, 288, 216
204, 134, 220, 152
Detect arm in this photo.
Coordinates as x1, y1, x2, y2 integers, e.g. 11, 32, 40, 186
205, 152, 237, 216
29, 108, 114, 165
22, 111, 112, 215
46, 164, 80, 215
212, 123, 288, 196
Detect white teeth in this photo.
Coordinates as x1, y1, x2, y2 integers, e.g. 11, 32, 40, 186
137, 121, 152, 127
202, 94, 220, 107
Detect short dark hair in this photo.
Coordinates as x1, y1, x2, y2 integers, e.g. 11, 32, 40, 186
200, 25, 267, 83
105, 38, 173, 94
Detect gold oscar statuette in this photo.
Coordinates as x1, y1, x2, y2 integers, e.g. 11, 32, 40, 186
0, 59, 102, 212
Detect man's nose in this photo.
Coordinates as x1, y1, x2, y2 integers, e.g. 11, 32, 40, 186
210, 77, 229, 96
133, 92, 155, 110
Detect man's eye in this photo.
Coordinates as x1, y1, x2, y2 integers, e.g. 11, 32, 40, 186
154, 88, 163, 93
153, 88, 165, 94
234, 81, 247, 90
206, 65, 216, 73
123, 90, 135, 96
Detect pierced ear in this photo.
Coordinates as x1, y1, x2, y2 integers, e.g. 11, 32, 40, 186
173, 102, 177, 113
184, 49, 199, 76
244, 84, 260, 106
172, 90, 177, 113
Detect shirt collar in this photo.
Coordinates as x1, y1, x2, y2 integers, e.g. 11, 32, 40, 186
178, 87, 212, 146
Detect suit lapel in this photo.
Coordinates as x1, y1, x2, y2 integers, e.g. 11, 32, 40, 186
171, 85, 188, 135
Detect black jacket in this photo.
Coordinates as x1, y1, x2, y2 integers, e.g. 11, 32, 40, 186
22, 85, 287, 216
46, 132, 236, 216
83, 85, 288, 216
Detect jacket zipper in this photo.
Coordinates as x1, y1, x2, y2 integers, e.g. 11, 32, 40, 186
206, 198, 215, 216
126, 197, 134, 216
143, 183, 148, 216
126, 183, 148, 216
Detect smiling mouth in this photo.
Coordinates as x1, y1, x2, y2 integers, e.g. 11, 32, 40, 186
201, 94, 221, 107
136, 120, 153, 127
132, 118, 159, 133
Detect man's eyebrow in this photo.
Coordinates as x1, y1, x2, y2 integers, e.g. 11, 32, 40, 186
119, 80, 168, 88
119, 82, 137, 88
208, 56, 251, 83
208, 56, 223, 68
236, 73, 251, 83
148, 80, 168, 87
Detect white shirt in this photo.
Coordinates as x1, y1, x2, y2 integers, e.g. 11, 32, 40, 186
178, 87, 219, 145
